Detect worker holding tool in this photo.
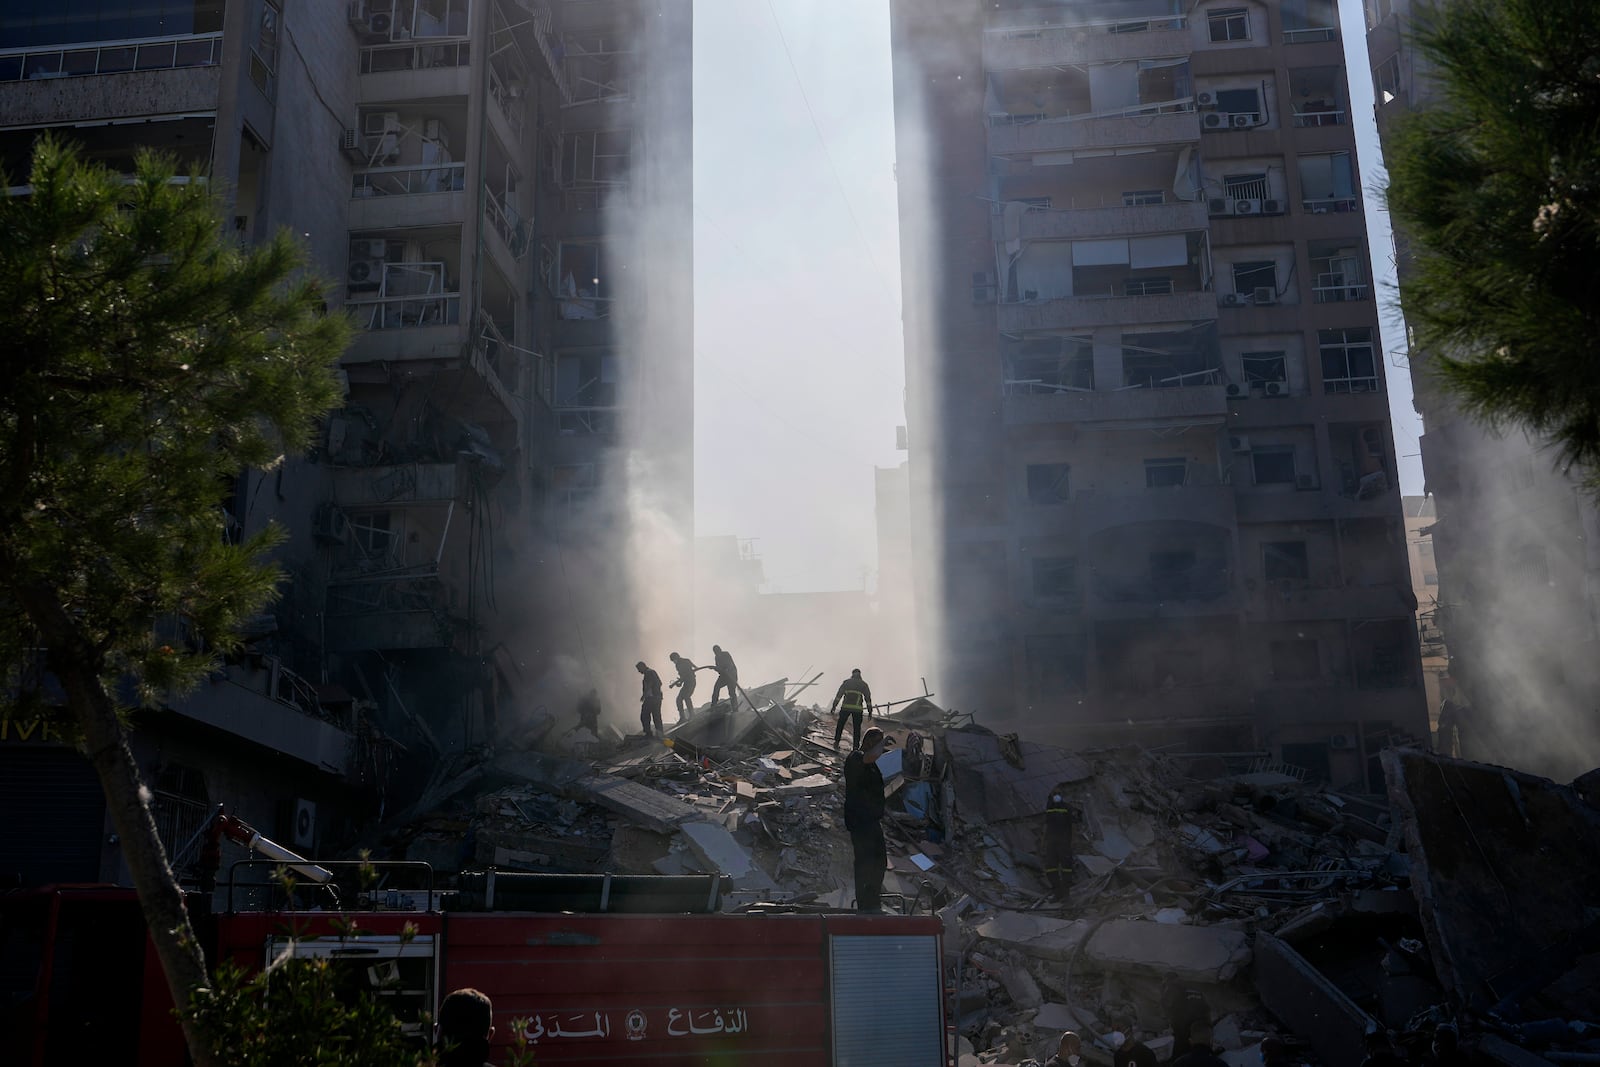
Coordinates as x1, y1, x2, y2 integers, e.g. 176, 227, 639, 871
830, 668, 874, 751
637, 660, 664, 738
668, 651, 704, 720
710, 644, 740, 713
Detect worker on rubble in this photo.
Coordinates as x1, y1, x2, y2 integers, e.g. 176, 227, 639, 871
843, 726, 895, 913
1045, 1031, 1083, 1067
1110, 1018, 1159, 1067
1172, 1024, 1227, 1067
710, 644, 740, 713
1043, 784, 1077, 897
435, 987, 495, 1067
668, 652, 704, 720
830, 668, 874, 751
1162, 978, 1211, 1063
637, 660, 664, 739
576, 688, 601, 735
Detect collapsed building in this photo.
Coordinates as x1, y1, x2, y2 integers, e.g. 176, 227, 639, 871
0, 0, 693, 888
887, 0, 1431, 772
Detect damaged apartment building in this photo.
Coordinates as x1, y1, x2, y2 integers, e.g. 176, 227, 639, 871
0, 0, 692, 888
889, 0, 1427, 788
1364, 0, 1600, 778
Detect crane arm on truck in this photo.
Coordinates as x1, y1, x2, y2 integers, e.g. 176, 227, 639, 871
205, 810, 336, 885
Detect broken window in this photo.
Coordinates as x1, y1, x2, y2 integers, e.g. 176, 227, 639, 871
1319, 327, 1378, 393
1024, 634, 1086, 697
1005, 337, 1094, 394
1026, 463, 1071, 505
1310, 240, 1367, 302
552, 242, 611, 319
1262, 540, 1309, 581
1298, 152, 1358, 212
1031, 557, 1077, 601
1145, 458, 1188, 489
1270, 639, 1320, 681
1207, 8, 1250, 41
1223, 173, 1268, 200
554, 351, 621, 435
1242, 351, 1287, 386
1251, 448, 1297, 485
561, 129, 631, 187
345, 510, 395, 559
1215, 87, 1261, 118
1353, 619, 1414, 688
1374, 52, 1402, 104
1232, 261, 1277, 299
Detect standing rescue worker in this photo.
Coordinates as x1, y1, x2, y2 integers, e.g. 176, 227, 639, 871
830, 668, 874, 751
636, 660, 664, 738
843, 726, 894, 913
1043, 783, 1076, 896
668, 652, 702, 720
710, 644, 740, 713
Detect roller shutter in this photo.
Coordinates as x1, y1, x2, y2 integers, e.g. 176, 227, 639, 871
0, 747, 104, 886
830, 934, 942, 1067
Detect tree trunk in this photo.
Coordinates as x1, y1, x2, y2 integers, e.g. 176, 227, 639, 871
20, 586, 222, 1067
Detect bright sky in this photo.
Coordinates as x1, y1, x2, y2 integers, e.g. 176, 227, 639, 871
692, 0, 1424, 595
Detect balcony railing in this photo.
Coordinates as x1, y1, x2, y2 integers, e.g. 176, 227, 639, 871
1121, 366, 1223, 390
489, 62, 526, 135
1313, 273, 1369, 302
1323, 373, 1380, 394
348, 291, 462, 330
987, 15, 1187, 41
0, 32, 222, 82
484, 186, 529, 259
352, 162, 465, 198
1292, 107, 1347, 127
556, 407, 622, 435
1220, 177, 1271, 201
1283, 26, 1338, 43
1302, 196, 1361, 213
989, 97, 1196, 129
359, 39, 469, 75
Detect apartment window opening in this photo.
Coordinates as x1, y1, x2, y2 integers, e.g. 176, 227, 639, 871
1232, 261, 1277, 297
1252, 448, 1297, 485
1215, 87, 1261, 119
1263, 541, 1309, 581
1026, 463, 1072, 505
1242, 351, 1287, 386
1224, 173, 1269, 200
1319, 328, 1378, 393
1145, 458, 1188, 488
1208, 8, 1250, 42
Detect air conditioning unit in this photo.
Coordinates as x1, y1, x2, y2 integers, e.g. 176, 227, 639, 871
1231, 112, 1255, 128
348, 2, 367, 25
1234, 198, 1262, 215
1253, 286, 1277, 305
1329, 733, 1356, 751
291, 798, 317, 849
340, 127, 361, 154
348, 259, 384, 286
364, 111, 401, 136
1296, 473, 1318, 490
1197, 90, 1216, 108
1203, 112, 1227, 129
423, 117, 446, 146
1229, 434, 1251, 453
1222, 292, 1244, 307
1207, 197, 1231, 216
1225, 382, 1248, 398
1264, 381, 1287, 397
368, 10, 393, 36
971, 270, 995, 304
1262, 198, 1284, 215
312, 503, 350, 544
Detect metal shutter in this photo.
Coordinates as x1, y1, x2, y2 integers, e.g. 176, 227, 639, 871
830, 934, 942, 1067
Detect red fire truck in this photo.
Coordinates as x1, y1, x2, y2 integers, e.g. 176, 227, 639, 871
2, 832, 948, 1066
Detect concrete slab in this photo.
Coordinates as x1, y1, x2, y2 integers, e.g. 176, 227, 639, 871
972, 910, 1093, 962
681, 819, 778, 892
572, 773, 699, 834
944, 730, 1093, 824
1000, 963, 1043, 1010
1255, 932, 1371, 1067
771, 773, 834, 797
1031, 1003, 1081, 1031
1085, 920, 1252, 982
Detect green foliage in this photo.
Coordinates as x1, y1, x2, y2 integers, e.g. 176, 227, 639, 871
1384, 0, 1600, 478
0, 136, 349, 715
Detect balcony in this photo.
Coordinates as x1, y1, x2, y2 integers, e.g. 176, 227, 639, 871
170, 662, 352, 776
0, 32, 222, 82
1088, 568, 1236, 620
323, 575, 462, 652
1004, 382, 1226, 426
989, 106, 1199, 157
350, 164, 467, 231
997, 199, 1208, 242
1246, 581, 1417, 621
1073, 486, 1236, 537
329, 462, 463, 509
0, 34, 223, 125
358, 40, 472, 103
998, 289, 1215, 332
983, 18, 1190, 71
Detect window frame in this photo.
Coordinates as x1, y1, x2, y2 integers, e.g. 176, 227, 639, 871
1251, 447, 1298, 485
1144, 457, 1189, 489
1319, 327, 1379, 393
1262, 540, 1310, 581
1207, 7, 1251, 42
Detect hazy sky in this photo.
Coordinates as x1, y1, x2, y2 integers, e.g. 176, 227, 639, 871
692, 0, 1424, 595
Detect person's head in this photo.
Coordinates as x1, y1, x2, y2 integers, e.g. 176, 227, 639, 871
670, 652, 681, 663
851, 668, 862, 678
436, 987, 494, 1053
636, 661, 647, 673
712, 644, 722, 654
1058, 1031, 1082, 1063
859, 727, 893, 762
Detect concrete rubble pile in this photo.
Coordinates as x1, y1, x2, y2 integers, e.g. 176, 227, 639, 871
370, 685, 1600, 1067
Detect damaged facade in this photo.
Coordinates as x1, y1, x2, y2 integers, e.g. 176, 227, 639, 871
0, 0, 692, 886
888, 0, 1429, 780
1364, 0, 1600, 779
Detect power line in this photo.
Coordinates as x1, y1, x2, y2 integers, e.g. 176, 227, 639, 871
762, 0, 902, 316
